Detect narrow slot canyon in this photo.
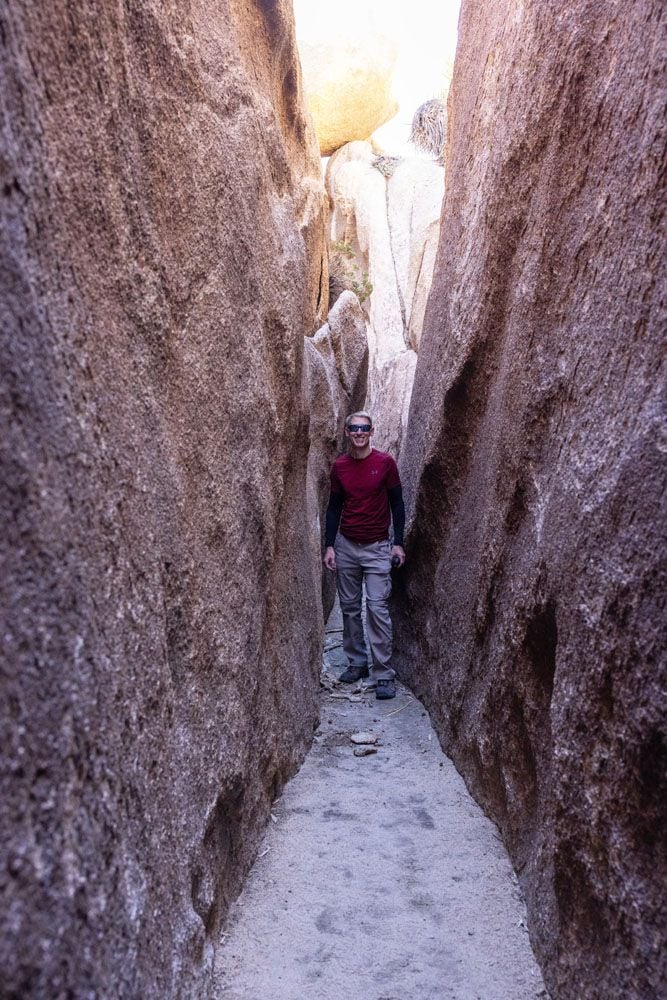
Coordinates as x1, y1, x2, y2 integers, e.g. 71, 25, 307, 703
215, 602, 545, 999
1, 2, 664, 999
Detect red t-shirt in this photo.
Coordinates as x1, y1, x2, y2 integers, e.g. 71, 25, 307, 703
330, 449, 401, 543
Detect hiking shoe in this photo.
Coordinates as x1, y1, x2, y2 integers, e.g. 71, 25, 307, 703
339, 665, 369, 683
376, 678, 397, 700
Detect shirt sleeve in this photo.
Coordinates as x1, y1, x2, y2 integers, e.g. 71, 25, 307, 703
325, 461, 344, 548
330, 462, 342, 493
388, 485, 405, 547
385, 455, 401, 490
324, 491, 343, 547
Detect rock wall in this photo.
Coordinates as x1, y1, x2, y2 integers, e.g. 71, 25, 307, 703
327, 141, 444, 456
395, 2, 666, 998
0, 1, 337, 995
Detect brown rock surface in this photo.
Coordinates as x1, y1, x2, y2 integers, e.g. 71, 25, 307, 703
394, 2, 666, 998
1, 1, 332, 995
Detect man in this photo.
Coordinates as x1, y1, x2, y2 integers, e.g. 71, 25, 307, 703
323, 411, 405, 700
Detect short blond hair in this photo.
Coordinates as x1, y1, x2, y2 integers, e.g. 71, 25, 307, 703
345, 411, 373, 429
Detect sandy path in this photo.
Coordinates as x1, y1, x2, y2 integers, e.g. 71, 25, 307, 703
214, 607, 546, 1000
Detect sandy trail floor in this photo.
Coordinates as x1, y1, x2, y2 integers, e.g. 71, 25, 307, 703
214, 605, 546, 1000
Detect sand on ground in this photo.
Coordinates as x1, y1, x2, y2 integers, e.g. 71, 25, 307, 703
214, 603, 547, 1000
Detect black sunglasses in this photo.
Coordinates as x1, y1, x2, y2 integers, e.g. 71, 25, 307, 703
348, 424, 372, 433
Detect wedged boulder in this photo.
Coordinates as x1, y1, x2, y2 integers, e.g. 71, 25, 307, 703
394, 2, 666, 998
327, 141, 444, 455
0, 1, 330, 995
297, 31, 398, 157
304, 292, 369, 618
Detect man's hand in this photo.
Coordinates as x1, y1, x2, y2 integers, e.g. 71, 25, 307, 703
391, 545, 406, 567
323, 546, 337, 572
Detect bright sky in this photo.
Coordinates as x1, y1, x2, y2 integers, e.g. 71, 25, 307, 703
293, 0, 461, 155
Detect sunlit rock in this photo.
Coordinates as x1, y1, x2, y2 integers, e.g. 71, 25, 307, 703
386, 159, 445, 353
298, 36, 398, 157
326, 141, 444, 456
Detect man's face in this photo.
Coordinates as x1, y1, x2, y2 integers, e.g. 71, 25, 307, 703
345, 419, 373, 447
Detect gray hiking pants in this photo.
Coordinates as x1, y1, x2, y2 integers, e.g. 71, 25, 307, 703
334, 533, 394, 681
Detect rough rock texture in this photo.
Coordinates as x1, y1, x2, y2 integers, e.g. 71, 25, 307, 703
394, 2, 666, 998
297, 34, 398, 157
304, 292, 369, 619
327, 142, 444, 456
410, 98, 448, 164
1, 1, 334, 996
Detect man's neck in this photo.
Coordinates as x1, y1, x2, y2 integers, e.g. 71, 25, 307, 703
349, 444, 372, 460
